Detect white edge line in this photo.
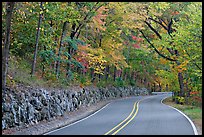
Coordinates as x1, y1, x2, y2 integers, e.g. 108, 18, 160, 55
44, 103, 111, 135
161, 96, 198, 135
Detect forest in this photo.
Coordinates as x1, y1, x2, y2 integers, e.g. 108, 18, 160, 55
2, 2, 202, 107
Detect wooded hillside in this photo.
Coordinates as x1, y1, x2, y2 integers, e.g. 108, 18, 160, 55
2, 2, 202, 107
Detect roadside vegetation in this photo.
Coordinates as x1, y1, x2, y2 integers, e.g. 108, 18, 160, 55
163, 97, 202, 135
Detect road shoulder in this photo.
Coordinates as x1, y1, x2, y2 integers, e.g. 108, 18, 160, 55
162, 97, 202, 135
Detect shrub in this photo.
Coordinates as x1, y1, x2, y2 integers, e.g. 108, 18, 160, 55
175, 96, 185, 105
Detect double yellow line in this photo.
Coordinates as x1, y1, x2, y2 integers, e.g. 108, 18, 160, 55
104, 101, 140, 135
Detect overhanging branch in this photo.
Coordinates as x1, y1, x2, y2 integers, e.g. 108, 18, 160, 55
139, 30, 177, 62
144, 21, 162, 40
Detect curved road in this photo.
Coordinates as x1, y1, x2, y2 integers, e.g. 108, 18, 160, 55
45, 92, 196, 135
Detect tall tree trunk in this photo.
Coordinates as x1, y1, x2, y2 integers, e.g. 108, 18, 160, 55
153, 83, 156, 92
130, 70, 134, 81
89, 68, 94, 82
53, 35, 58, 70
98, 74, 101, 81
41, 45, 46, 78
166, 84, 169, 92
113, 66, 117, 81
123, 69, 126, 81
56, 21, 68, 78
105, 65, 109, 81
66, 23, 76, 78
158, 83, 162, 92
99, 33, 102, 47
178, 72, 185, 96
175, 49, 185, 97
186, 79, 190, 97
91, 72, 96, 83
2, 2, 15, 91
120, 69, 123, 79
31, 2, 44, 76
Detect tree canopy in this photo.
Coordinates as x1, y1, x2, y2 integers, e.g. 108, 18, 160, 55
2, 2, 202, 106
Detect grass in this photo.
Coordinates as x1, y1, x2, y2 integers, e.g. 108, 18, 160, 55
163, 97, 202, 119
7, 56, 48, 88
163, 97, 202, 135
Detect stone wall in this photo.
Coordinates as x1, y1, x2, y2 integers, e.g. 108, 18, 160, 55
2, 85, 149, 130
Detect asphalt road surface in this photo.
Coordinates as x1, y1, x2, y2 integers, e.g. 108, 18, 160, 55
45, 92, 197, 135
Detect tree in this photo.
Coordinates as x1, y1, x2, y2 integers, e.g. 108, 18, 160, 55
2, 2, 201, 106
139, 2, 190, 97
2, 2, 15, 91
31, 2, 44, 76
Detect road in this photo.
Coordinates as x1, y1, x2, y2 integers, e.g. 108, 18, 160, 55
45, 92, 197, 135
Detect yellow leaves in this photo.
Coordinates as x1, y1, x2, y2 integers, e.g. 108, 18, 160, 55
83, 48, 107, 73
87, 53, 107, 75
160, 27, 167, 33
108, 2, 147, 31
61, 2, 67, 8
175, 60, 189, 72
157, 47, 163, 51
40, 10, 43, 14
159, 58, 167, 64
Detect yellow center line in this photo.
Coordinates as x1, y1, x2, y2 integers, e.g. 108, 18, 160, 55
112, 101, 139, 135
104, 102, 137, 135
104, 96, 152, 135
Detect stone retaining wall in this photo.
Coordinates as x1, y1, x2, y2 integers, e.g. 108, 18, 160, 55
2, 86, 149, 130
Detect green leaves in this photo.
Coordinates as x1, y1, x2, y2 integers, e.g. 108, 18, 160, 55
39, 50, 55, 63
63, 36, 86, 50
71, 59, 84, 69
4, 2, 201, 98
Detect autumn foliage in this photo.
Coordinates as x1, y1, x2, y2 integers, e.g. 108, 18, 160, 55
2, 2, 202, 107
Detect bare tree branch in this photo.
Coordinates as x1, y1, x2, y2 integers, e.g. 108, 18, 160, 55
144, 20, 162, 40
139, 30, 177, 62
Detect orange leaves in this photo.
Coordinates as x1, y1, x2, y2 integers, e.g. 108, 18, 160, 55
171, 11, 179, 16
175, 60, 188, 72
157, 47, 163, 51
92, 6, 108, 32
160, 27, 167, 33
149, 34, 156, 38
77, 44, 90, 51
159, 58, 167, 64
190, 91, 199, 95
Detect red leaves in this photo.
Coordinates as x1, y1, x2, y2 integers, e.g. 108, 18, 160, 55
137, 37, 143, 42
92, 6, 108, 32
75, 52, 89, 72
123, 41, 128, 45
132, 35, 137, 40
131, 35, 143, 49
133, 44, 140, 49
190, 91, 199, 95
149, 34, 155, 38
131, 35, 143, 42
